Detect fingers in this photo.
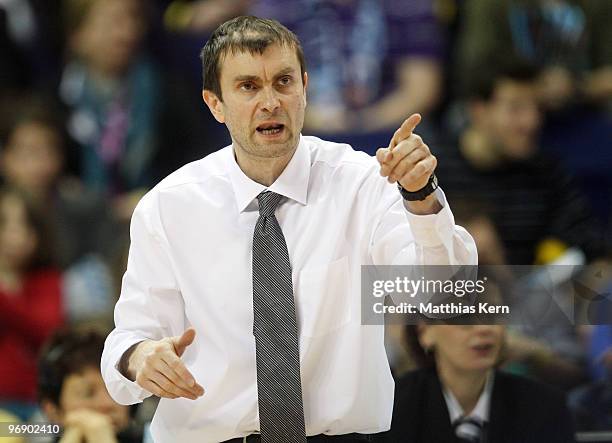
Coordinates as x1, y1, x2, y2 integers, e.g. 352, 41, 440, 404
379, 135, 429, 180
138, 364, 201, 400
139, 376, 179, 399
388, 113, 422, 150
160, 356, 205, 396
150, 370, 200, 400
385, 144, 429, 183
397, 156, 437, 189
132, 331, 205, 401
172, 327, 196, 357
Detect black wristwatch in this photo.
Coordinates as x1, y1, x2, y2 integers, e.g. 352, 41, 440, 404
397, 174, 438, 201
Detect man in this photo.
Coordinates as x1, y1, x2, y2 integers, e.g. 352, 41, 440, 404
436, 60, 603, 265
101, 16, 476, 443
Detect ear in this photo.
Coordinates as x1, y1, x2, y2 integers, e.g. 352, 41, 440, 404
302, 71, 309, 106
202, 90, 225, 124
41, 399, 63, 425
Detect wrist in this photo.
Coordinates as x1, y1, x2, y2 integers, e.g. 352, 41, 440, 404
119, 341, 146, 381
403, 192, 442, 215
398, 174, 438, 201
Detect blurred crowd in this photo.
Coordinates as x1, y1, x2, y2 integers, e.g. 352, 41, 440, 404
1, 0, 611, 441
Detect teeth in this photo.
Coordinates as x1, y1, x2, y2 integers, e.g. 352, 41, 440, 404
260, 128, 282, 135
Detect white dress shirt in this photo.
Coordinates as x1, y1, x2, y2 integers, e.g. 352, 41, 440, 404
101, 135, 477, 443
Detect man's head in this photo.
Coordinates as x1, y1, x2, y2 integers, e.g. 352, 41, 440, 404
38, 329, 130, 432
467, 60, 542, 160
201, 16, 308, 161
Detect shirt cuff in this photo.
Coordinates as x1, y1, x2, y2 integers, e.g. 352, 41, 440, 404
403, 188, 455, 248
102, 335, 153, 404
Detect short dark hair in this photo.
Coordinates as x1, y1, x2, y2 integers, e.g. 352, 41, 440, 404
38, 328, 106, 405
466, 58, 540, 101
200, 16, 306, 101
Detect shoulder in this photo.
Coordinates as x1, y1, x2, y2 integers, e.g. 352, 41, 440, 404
154, 146, 231, 191
491, 371, 575, 441
394, 368, 438, 405
305, 136, 377, 174
493, 371, 570, 418
136, 146, 231, 210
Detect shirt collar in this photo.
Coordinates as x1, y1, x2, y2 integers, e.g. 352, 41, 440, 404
442, 371, 494, 425
227, 136, 310, 213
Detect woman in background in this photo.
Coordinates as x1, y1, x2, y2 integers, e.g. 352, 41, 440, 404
388, 323, 576, 442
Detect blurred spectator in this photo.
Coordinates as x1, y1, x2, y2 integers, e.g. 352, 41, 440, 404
453, 0, 612, 226
59, 0, 158, 206
39, 328, 142, 443
0, 97, 117, 268
59, 0, 223, 215
436, 59, 604, 265
250, 0, 444, 152
455, 0, 612, 109
387, 324, 576, 442
0, 186, 63, 420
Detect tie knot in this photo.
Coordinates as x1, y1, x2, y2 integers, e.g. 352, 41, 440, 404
257, 191, 283, 217
453, 417, 484, 443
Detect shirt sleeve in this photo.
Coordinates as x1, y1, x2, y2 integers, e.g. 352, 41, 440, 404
101, 191, 186, 405
368, 178, 478, 267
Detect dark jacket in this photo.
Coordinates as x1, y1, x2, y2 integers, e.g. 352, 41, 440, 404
386, 368, 575, 443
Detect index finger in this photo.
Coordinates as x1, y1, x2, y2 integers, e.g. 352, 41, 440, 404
388, 113, 422, 150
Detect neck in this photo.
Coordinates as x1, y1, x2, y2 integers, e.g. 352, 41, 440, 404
234, 144, 297, 187
438, 361, 489, 415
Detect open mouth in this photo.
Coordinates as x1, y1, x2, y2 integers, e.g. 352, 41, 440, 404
256, 123, 284, 135
472, 343, 494, 352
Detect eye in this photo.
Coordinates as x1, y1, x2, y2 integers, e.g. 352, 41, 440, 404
239, 82, 257, 92
278, 75, 292, 86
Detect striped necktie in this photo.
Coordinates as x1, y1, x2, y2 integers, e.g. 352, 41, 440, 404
252, 191, 306, 443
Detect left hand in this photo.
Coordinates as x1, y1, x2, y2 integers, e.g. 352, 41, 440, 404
376, 113, 437, 192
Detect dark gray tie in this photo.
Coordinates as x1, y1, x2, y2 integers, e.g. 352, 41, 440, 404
252, 191, 306, 443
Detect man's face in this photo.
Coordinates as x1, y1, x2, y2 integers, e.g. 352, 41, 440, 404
204, 43, 307, 160
477, 80, 542, 160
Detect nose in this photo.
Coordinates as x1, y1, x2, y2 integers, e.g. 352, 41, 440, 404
260, 86, 280, 113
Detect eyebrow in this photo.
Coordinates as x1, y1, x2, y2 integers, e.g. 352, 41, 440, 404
233, 67, 296, 83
